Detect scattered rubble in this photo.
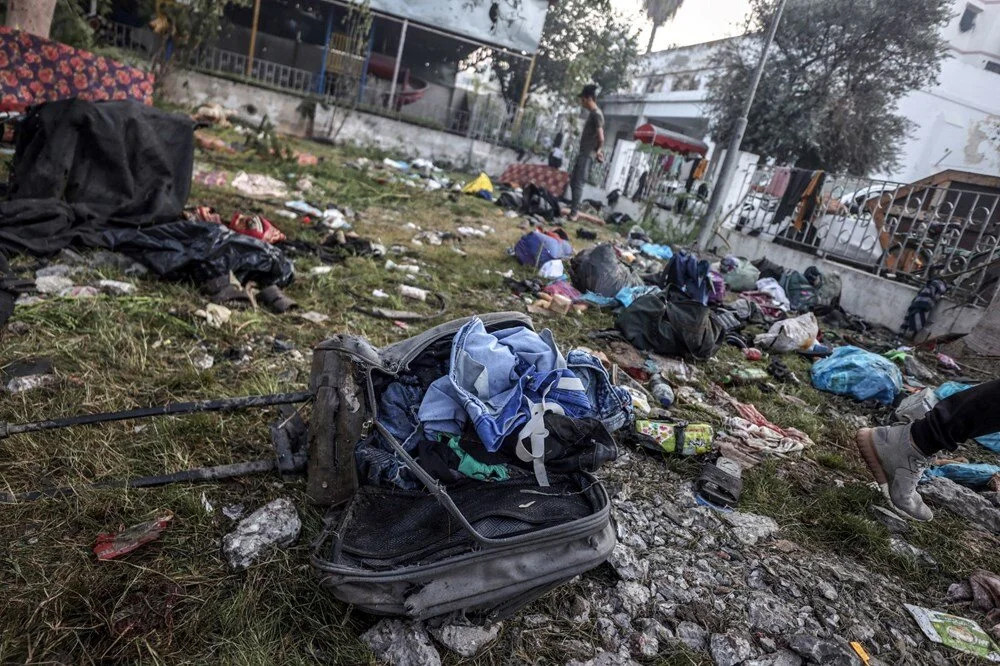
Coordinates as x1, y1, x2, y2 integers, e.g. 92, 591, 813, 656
221, 498, 301, 570
427, 620, 501, 657
362, 619, 441, 666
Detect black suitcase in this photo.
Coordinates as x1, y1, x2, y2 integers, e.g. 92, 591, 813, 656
310, 313, 618, 620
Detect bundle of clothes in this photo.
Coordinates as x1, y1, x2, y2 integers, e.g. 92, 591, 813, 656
357, 318, 634, 489
0, 98, 297, 326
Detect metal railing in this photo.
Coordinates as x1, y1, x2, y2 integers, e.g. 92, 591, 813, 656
723, 163, 1000, 305
103, 21, 556, 153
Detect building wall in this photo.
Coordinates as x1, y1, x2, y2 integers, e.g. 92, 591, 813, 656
162, 70, 521, 174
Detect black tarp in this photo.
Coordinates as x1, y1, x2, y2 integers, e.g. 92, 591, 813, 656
0, 99, 292, 287
570, 243, 641, 297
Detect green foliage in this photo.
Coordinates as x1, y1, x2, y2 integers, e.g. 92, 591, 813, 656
705, 0, 951, 175
470, 0, 642, 107
643, 0, 683, 53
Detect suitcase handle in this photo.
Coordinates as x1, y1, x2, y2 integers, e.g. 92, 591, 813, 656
372, 420, 567, 548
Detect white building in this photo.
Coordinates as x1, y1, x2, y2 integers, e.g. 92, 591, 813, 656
602, 0, 1000, 183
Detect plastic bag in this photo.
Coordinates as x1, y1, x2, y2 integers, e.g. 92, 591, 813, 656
935, 383, 1000, 452
571, 243, 641, 297
811, 346, 903, 404
514, 230, 573, 267
755, 277, 790, 311
924, 463, 1000, 489
462, 172, 493, 195
722, 257, 760, 292
754, 312, 819, 352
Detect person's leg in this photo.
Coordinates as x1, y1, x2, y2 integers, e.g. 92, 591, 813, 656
569, 155, 590, 217
911, 378, 1000, 455
857, 378, 1000, 522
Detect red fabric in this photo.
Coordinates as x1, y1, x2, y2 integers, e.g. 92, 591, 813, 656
499, 163, 570, 198
633, 123, 708, 156
0, 26, 154, 112
229, 212, 286, 244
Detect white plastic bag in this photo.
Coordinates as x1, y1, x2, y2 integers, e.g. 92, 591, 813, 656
754, 312, 819, 352
755, 277, 790, 311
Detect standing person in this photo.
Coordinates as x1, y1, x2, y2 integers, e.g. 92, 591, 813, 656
857, 378, 1000, 521
568, 84, 605, 221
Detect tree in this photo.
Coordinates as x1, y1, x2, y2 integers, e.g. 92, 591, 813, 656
705, 0, 951, 175
5, 0, 58, 38
468, 0, 641, 108
644, 0, 682, 53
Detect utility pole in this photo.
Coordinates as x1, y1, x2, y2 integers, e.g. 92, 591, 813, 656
695, 0, 788, 251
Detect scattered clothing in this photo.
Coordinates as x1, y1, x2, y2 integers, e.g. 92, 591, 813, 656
515, 229, 573, 267
901, 278, 947, 337
616, 287, 722, 360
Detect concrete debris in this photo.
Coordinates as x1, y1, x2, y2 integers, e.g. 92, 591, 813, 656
722, 511, 780, 545
920, 476, 1000, 534
221, 498, 301, 570
15, 295, 43, 306
191, 353, 215, 371
362, 619, 441, 666
888, 537, 938, 567
98, 279, 136, 295
870, 505, 909, 534
298, 310, 330, 324
744, 649, 804, 666
35, 275, 73, 294
787, 634, 858, 665
427, 620, 501, 657
709, 632, 754, 666
674, 621, 708, 651
222, 503, 245, 521
566, 650, 639, 666
35, 264, 73, 278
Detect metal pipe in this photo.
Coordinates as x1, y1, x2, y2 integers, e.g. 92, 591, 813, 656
386, 19, 408, 111
0, 392, 313, 439
246, 0, 263, 77
512, 51, 538, 135
0, 460, 277, 504
696, 0, 788, 251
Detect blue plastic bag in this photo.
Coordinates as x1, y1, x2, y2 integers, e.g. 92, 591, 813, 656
810, 346, 903, 404
639, 243, 674, 261
923, 463, 1000, 488
934, 382, 1000, 453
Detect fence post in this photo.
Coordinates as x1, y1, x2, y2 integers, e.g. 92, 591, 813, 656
245, 0, 262, 78
387, 19, 408, 111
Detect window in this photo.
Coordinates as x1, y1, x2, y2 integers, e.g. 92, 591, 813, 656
987, 61, 1000, 75
671, 74, 700, 91
644, 76, 665, 93
959, 4, 981, 32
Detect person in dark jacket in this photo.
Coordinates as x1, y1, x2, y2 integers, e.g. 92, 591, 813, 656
568, 85, 605, 221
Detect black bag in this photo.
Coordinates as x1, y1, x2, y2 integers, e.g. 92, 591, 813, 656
615, 287, 723, 359
311, 313, 616, 620
522, 183, 561, 220
570, 243, 642, 297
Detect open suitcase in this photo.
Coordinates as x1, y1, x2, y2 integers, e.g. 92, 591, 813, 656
310, 312, 621, 621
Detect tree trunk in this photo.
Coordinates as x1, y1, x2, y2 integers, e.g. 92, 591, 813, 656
963, 285, 1000, 356
646, 24, 659, 54
5, 0, 57, 38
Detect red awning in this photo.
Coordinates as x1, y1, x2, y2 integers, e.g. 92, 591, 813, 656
633, 123, 708, 156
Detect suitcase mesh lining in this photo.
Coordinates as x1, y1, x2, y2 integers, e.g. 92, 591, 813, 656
330, 476, 597, 569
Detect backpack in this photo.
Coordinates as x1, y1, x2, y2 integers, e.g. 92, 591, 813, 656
311, 313, 618, 621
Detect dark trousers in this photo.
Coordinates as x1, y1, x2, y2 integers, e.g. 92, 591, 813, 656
570, 154, 591, 215
912, 378, 1000, 455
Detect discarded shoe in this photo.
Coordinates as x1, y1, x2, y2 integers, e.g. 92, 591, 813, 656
258, 284, 297, 313
696, 457, 743, 508
856, 424, 933, 521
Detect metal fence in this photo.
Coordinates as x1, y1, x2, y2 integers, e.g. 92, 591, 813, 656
104, 20, 554, 152
723, 163, 1000, 306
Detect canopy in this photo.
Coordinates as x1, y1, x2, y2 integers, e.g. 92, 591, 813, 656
634, 123, 709, 156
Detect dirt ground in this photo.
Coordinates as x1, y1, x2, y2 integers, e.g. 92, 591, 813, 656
2, 122, 1000, 665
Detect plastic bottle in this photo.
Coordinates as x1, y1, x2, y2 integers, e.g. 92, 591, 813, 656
650, 375, 675, 408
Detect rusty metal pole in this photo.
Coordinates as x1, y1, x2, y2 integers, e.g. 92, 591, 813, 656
245, 0, 262, 77
511, 51, 538, 135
